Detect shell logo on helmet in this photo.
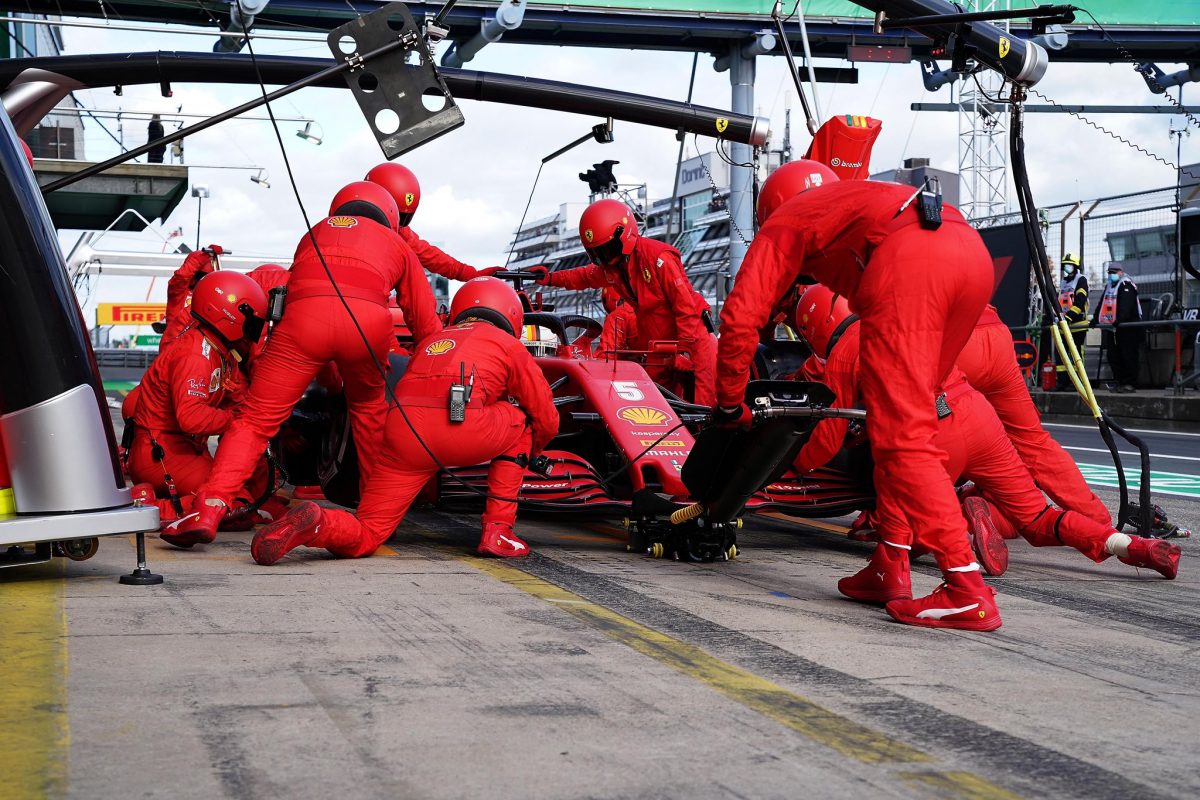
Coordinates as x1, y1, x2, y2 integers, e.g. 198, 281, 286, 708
424, 339, 457, 356
618, 406, 668, 426
327, 216, 358, 228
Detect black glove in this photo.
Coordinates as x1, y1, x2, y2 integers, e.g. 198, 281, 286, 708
525, 265, 550, 285
710, 403, 753, 429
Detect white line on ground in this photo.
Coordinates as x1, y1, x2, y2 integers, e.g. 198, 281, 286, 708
1063, 445, 1200, 463
1044, 422, 1200, 438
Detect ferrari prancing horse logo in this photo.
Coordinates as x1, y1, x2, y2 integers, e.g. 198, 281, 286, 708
424, 339, 456, 355
404, 192, 415, 207
715, 117, 729, 134
998, 36, 1010, 58
584, 229, 594, 243
618, 406, 668, 426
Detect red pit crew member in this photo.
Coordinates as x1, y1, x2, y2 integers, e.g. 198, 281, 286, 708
791, 287, 1180, 627
164, 181, 443, 547
250, 278, 559, 565
715, 160, 997, 629
956, 304, 1110, 526
365, 162, 502, 282
531, 199, 717, 405
126, 272, 271, 522
160, 246, 223, 349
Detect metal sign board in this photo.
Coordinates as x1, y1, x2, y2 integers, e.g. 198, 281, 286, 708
96, 303, 166, 325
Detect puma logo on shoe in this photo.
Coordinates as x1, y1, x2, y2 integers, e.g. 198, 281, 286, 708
915, 603, 980, 620
163, 512, 199, 532
876, 572, 886, 582
498, 535, 526, 551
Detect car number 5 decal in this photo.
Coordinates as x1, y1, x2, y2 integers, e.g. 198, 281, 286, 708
612, 381, 644, 401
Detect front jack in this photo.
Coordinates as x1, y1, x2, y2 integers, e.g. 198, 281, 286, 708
119, 530, 163, 585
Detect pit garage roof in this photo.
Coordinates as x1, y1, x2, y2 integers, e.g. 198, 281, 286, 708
33, 159, 189, 232
9, 0, 1200, 62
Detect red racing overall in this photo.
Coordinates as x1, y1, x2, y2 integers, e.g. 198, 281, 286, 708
399, 226, 485, 282
160, 250, 218, 350
301, 321, 559, 557
956, 305, 1110, 525
195, 215, 442, 506
127, 327, 266, 511
717, 181, 992, 572
547, 237, 717, 405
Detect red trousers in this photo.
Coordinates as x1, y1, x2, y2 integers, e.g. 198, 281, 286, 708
956, 322, 1110, 526
856, 223, 993, 571
646, 332, 718, 406
202, 297, 392, 505
310, 404, 532, 558
127, 430, 268, 519
940, 390, 1112, 562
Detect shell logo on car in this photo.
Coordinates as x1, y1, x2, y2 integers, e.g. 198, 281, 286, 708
618, 406, 668, 426
424, 339, 457, 356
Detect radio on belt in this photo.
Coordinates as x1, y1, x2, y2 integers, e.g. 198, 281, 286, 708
917, 175, 943, 230
449, 362, 474, 423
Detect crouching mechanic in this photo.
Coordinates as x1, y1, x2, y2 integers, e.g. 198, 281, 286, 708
715, 160, 998, 629
530, 199, 717, 405
250, 278, 559, 564
126, 272, 276, 521
158, 245, 223, 349
163, 181, 443, 547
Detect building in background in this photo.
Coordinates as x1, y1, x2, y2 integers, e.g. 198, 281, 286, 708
2, 14, 85, 160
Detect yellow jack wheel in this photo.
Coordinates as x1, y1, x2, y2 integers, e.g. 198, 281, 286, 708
735, 518, 743, 530
726, 544, 738, 561
621, 517, 631, 529
648, 542, 664, 559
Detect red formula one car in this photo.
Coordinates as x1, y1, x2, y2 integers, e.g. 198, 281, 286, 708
277, 272, 874, 560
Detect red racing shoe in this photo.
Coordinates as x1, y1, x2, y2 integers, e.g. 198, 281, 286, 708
250, 501, 323, 566
885, 570, 1002, 631
846, 511, 879, 542
963, 496, 1009, 577
160, 497, 224, 549
838, 541, 912, 604
1119, 537, 1182, 580
130, 482, 156, 506
478, 523, 530, 558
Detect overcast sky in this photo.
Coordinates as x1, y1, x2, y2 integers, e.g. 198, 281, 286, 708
53, 14, 1199, 326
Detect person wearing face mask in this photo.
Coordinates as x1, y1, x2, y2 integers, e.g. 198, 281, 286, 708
1054, 254, 1089, 390
1092, 265, 1142, 392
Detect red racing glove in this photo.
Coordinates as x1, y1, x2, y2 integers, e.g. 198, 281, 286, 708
474, 266, 504, 278
525, 265, 550, 285
710, 403, 753, 429
673, 354, 694, 373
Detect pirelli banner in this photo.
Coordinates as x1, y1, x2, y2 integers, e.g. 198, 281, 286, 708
96, 303, 167, 326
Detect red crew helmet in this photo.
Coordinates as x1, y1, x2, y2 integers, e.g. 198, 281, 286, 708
364, 162, 420, 227
247, 263, 290, 293
794, 283, 855, 359
449, 277, 524, 336
756, 159, 840, 226
190, 271, 269, 345
329, 180, 400, 231
579, 199, 638, 266
19, 139, 34, 168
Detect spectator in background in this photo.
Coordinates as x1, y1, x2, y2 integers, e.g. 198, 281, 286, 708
147, 115, 166, 164
1092, 265, 1142, 393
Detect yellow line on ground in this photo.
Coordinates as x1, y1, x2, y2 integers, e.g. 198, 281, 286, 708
468, 556, 922, 765
0, 562, 70, 799
466, 557, 1019, 798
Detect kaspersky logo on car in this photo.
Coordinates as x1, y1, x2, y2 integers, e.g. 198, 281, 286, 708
424, 339, 456, 356
618, 406, 668, 426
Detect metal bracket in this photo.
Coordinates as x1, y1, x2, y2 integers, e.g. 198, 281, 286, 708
327, 2, 464, 158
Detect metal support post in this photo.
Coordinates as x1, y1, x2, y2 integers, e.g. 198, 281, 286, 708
728, 50, 755, 280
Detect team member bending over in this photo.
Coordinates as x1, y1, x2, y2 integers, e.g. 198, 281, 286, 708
532, 199, 717, 405
365, 162, 502, 282
715, 160, 998, 630
250, 278, 559, 564
164, 181, 442, 547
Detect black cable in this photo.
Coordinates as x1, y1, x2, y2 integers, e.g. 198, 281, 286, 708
1078, 8, 1200, 132
503, 160, 544, 268
242, 27, 698, 508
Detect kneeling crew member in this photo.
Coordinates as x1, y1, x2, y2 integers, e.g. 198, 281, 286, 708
251, 278, 559, 564
127, 272, 269, 519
